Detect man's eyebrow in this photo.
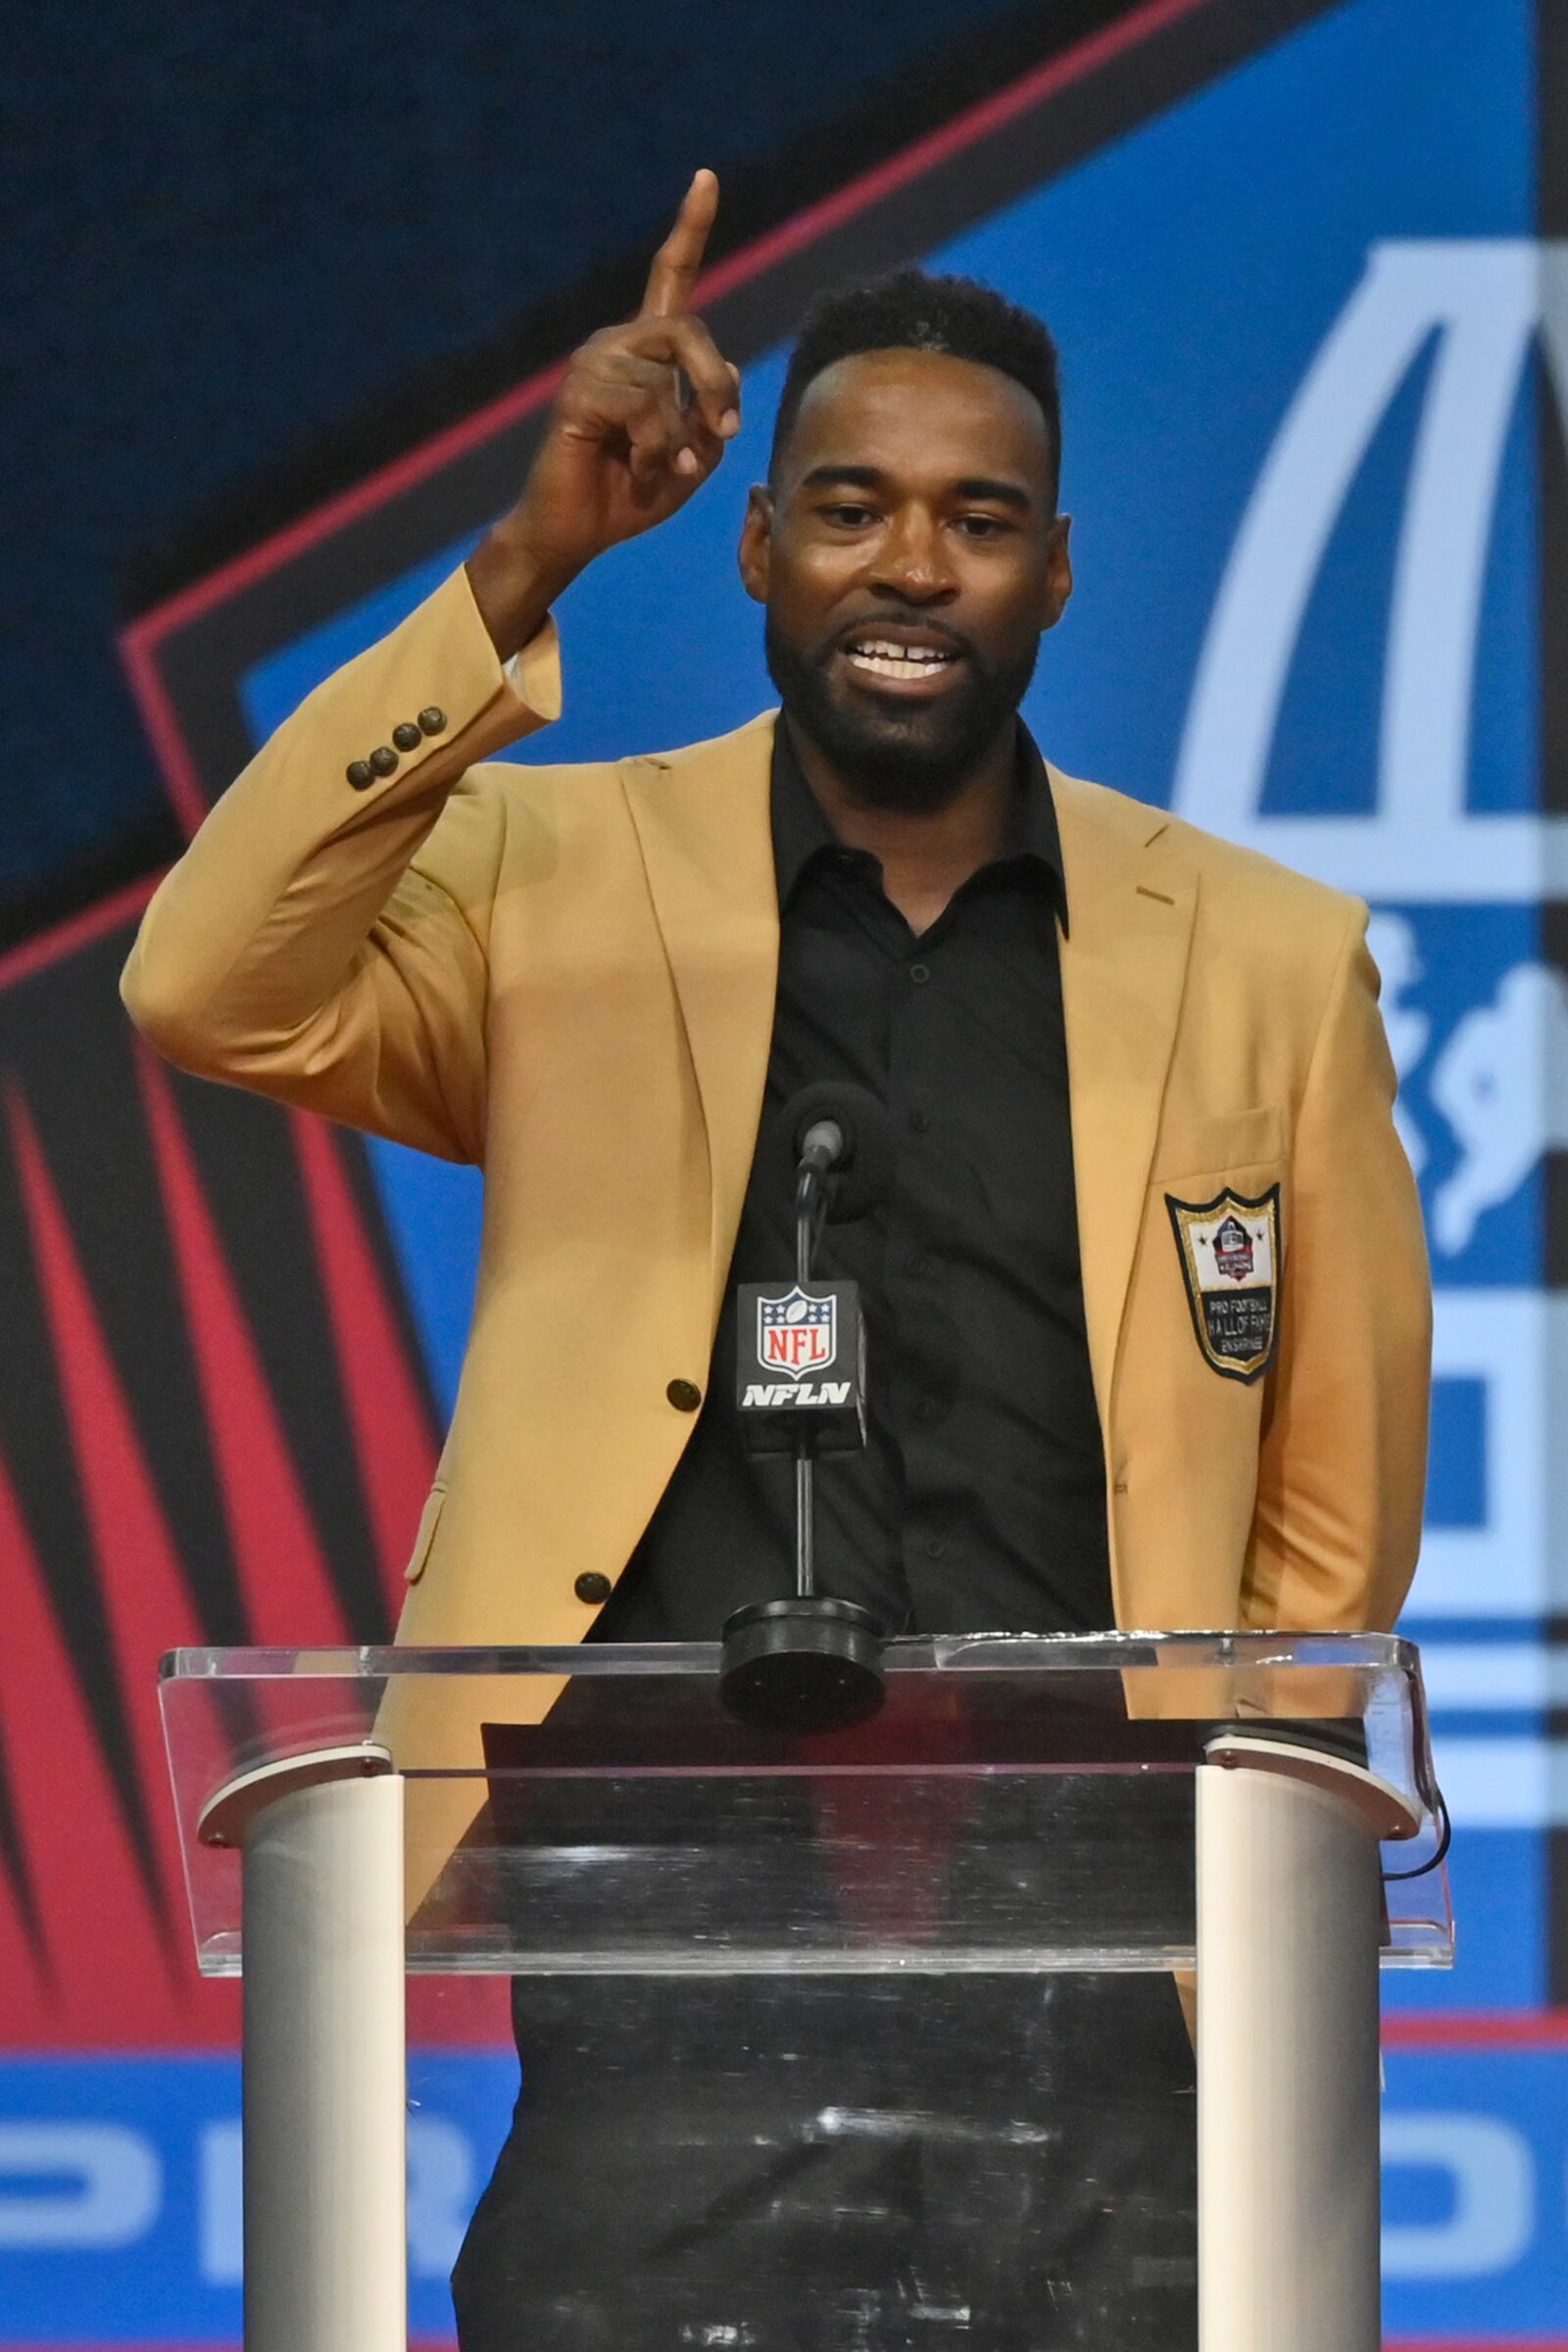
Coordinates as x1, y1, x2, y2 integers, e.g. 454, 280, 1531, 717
797, 464, 888, 494
953, 475, 1034, 512
796, 463, 1033, 511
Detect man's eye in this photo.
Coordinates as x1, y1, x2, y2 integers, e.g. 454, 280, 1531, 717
822, 504, 876, 527
956, 514, 1009, 538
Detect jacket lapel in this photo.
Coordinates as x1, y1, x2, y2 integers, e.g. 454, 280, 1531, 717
622, 713, 781, 1327
622, 725, 1195, 1421
1053, 766, 1197, 1429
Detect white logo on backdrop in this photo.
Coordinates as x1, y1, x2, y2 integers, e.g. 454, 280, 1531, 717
1175, 240, 1566, 900
1368, 908, 1568, 1257
1175, 242, 1568, 1270
1425, 960, 1568, 1255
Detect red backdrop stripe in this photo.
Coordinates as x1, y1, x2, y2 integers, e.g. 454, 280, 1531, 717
6, 1087, 196, 1931
0, 1433, 184, 2039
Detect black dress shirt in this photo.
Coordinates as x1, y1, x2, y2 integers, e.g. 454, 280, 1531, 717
591, 717, 1112, 1642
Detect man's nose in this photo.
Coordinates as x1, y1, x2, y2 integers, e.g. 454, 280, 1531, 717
869, 511, 956, 603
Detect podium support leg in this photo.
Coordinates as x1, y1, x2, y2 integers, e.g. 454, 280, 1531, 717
1196, 1759, 1382, 2352
241, 1771, 407, 2352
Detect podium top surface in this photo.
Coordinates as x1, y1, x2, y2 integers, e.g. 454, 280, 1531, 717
162, 1628, 1421, 1681
159, 1633, 1450, 1979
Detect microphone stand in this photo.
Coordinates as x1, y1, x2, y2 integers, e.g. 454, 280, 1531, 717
719, 1117, 887, 1733
792, 1155, 827, 1606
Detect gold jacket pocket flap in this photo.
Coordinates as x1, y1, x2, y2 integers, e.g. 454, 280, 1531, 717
1151, 1104, 1286, 1185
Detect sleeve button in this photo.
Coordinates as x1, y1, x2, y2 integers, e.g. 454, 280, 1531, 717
418, 707, 448, 737
666, 1379, 702, 1412
346, 760, 374, 791
392, 721, 421, 753
573, 1571, 612, 1605
369, 745, 400, 777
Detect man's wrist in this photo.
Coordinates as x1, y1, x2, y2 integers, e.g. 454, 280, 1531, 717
466, 523, 579, 662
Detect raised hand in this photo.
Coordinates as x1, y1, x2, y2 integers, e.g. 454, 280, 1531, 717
469, 172, 742, 654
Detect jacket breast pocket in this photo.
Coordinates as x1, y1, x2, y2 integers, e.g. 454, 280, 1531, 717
1150, 1105, 1287, 1188
404, 1483, 447, 1585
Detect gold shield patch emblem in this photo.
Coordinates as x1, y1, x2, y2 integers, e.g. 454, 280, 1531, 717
1165, 1184, 1281, 1384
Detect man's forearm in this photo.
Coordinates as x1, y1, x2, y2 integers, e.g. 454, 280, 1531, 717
465, 521, 576, 663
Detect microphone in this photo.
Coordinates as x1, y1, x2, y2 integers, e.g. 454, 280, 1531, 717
721, 1081, 892, 1733
785, 1082, 894, 1224
735, 1083, 892, 1453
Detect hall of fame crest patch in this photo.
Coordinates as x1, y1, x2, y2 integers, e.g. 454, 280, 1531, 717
1164, 1185, 1281, 1384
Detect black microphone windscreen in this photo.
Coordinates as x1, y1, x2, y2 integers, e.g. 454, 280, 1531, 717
778, 1082, 895, 1221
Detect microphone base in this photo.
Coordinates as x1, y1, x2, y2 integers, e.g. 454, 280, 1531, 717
718, 1597, 886, 1733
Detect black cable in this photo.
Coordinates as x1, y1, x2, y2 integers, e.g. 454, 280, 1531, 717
1381, 1785, 1452, 1883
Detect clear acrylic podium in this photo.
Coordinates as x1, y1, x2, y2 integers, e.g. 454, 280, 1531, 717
161, 1633, 1450, 2352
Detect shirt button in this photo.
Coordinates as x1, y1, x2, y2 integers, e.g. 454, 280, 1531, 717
369, 745, 400, 777
392, 720, 422, 753
908, 1109, 930, 1135
346, 760, 374, 791
418, 707, 448, 737
925, 1538, 946, 1560
574, 1571, 612, 1605
915, 1396, 942, 1426
906, 1252, 930, 1279
666, 1378, 703, 1412
908, 961, 931, 985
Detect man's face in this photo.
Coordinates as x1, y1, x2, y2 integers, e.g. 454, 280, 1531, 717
739, 347, 1072, 808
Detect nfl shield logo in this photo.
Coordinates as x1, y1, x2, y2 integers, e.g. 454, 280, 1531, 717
758, 1286, 837, 1378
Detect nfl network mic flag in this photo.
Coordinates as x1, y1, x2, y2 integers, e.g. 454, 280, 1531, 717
737, 1281, 866, 1451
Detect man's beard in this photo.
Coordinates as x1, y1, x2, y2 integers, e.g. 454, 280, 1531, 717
765, 611, 1039, 812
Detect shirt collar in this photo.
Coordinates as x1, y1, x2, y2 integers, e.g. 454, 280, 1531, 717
769, 712, 1069, 929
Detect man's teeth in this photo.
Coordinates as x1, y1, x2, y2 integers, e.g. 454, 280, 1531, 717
845, 641, 957, 679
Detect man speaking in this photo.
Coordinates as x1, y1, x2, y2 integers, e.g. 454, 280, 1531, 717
122, 170, 1431, 2346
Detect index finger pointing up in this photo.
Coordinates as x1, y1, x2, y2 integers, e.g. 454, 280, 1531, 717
641, 169, 719, 318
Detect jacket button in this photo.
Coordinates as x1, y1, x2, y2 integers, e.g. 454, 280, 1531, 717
346, 760, 374, 791
666, 1379, 702, 1412
369, 745, 400, 777
392, 721, 422, 753
574, 1571, 612, 1604
418, 707, 448, 737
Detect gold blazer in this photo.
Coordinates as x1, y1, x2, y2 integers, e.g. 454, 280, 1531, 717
123, 566, 1431, 1846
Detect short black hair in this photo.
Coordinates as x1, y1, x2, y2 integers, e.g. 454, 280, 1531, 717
769, 268, 1061, 505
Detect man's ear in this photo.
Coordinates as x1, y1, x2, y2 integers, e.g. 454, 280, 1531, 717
738, 485, 773, 606
1041, 513, 1074, 632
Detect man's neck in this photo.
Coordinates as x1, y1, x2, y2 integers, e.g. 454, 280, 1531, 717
784, 712, 1018, 938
